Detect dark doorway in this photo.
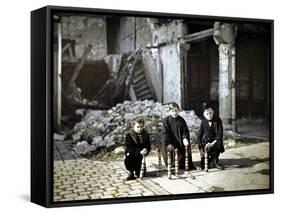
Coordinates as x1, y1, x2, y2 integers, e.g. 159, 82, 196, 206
236, 30, 270, 119
184, 38, 219, 117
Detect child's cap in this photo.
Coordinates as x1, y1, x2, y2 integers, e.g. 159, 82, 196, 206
202, 102, 213, 112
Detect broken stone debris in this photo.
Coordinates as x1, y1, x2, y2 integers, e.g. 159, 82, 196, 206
67, 100, 240, 155
70, 100, 201, 155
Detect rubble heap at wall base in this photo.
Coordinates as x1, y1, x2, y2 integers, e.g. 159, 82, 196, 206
70, 100, 201, 155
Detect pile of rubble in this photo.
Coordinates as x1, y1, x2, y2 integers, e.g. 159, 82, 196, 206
70, 100, 201, 155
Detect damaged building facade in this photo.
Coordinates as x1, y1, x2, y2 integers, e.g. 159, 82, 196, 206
53, 14, 271, 132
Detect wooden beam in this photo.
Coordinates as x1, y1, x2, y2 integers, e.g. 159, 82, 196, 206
65, 43, 93, 93
183, 28, 214, 43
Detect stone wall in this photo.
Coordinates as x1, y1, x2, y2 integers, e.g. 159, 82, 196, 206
161, 43, 182, 106
61, 16, 107, 60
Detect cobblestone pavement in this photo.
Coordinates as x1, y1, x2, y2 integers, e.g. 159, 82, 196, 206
53, 142, 270, 202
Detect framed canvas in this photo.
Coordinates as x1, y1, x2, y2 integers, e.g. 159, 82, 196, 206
31, 5, 274, 207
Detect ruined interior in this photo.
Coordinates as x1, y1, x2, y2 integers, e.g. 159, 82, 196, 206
53, 15, 271, 134
51, 12, 272, 202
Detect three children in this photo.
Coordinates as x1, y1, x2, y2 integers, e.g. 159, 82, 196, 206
124, 101, 224, 179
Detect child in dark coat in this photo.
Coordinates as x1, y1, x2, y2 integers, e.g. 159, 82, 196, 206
198, 102, 225, 170
124, 118, 151, 180
161, 102, 195, 170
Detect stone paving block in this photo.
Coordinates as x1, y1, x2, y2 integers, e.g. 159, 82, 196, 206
118, 193, 129, 197
86, 186, 100, 192
63, 180, 75, 185
117, 188, 131, 193
79, 191, 91, 196
73, 188, 85, 193
54, 188, 61, 193
59, 176, 72, 181
84, 180, 97, 185
64, 193, 79, 199
130, 183, 144, 189
58, 184, 72, 190
124, 180, 138, 185
73, 184, 90, 189
98, 179, 109, 183
59, 190, 73, 196
142, 191, 155, 196
91, 189, 105, 194
75, 178, 88, 183
90, 193, 103, 199
116, 184, 130, 189
103, 190, 118, 195
79, 175, 91, 180
89, 183, 100, 188
53, 196, 62, 201
65, 177, 77, 182
62, 171, 73, 176
106, 186, 117, 191
54, 172, 63, 177
129, 194, 142, 197
112, 182, 125, 187
60, 198, 74, 202
76, 195, 90, 200
54, 182, 62, 187
100, 184, 112, 189
65, 187, 76, 191
100, 195, 114, 199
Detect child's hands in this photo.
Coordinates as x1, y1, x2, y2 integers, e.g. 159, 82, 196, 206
205, 143, 211, 152
167, 144, 174, 152
210, 140, 217, 147
140, 148, 148, 156
183, 138, 189, 146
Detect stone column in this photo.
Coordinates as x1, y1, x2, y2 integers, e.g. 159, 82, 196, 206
180, 42, 190, 109
214, 23, 237, 130
231, 46, 237, 132
218, 43, 231, 128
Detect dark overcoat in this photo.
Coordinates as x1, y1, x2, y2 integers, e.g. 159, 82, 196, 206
197, 117, 225, 153
124, 128, 151, 173
161, 115, 195, 169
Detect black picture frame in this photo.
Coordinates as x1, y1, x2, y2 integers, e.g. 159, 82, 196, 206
31, 5, 274, 208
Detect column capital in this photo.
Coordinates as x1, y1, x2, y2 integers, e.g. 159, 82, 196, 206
213, 22, 237, 45
179, 41, 190, 51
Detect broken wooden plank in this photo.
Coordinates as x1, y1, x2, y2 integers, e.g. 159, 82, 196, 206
92, 73, 115, 100
124, 49, 142, 98
183, 28, 214, 43
65, 43, 93, 93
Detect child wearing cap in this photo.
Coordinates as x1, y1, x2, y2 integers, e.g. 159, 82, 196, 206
198, 102, 225, 170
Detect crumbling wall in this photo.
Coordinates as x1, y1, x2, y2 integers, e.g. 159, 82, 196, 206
119, 17, 135, 54
61, 16, 107, 60
149, 19, 186, 46
161, 43, 182, 106
137, 19, 186, 106
135, 18, 153, 48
